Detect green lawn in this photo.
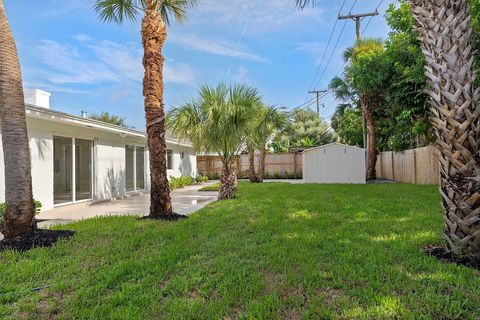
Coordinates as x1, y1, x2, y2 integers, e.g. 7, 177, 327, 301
1, 183, 479, 319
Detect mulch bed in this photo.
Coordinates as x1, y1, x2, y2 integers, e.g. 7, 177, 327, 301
425, 245, 480, 270
139, 213, 188, 221
0, 229, 75, 252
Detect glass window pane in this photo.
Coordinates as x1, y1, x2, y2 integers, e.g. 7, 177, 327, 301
136, 147, 145, 190
125, 145, 134, 192
54, 136, 72, 204
75, 139, 92, 201
167, 150, 173, 170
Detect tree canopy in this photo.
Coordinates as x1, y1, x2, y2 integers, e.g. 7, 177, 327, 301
271, 109, 335, 152
89, 111, 131, 128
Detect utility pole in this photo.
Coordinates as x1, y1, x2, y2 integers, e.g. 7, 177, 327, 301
338, 10, 379, 39
338, 10, 378, 150
308, 89, 327, 116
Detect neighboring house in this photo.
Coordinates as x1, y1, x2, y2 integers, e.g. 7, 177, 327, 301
0, 89, 197, 211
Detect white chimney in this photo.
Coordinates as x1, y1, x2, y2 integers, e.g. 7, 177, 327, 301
24, 89, 51, 109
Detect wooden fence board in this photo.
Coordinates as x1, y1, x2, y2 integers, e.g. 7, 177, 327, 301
198, 146, 440, 185
375, 146, 439, 185
198, 152, 302, 178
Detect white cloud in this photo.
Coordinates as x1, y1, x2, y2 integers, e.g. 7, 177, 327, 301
33, 37, 196, 86
190, 0, 325, 34
171, 34, 267, 62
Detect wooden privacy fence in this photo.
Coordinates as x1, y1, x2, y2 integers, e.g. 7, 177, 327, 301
197, 152, 303, 178
375, 146, 440, 185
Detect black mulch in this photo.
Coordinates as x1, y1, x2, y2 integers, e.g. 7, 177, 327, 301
139, 213, 188, 221
425, 245, 480, 270
0, 229, 75, 252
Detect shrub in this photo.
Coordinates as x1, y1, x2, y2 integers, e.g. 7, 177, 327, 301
195, 175, 209, 183
169, 175, 209, 190
207, 172, 220, 180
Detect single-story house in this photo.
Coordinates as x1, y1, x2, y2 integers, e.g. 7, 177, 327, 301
303, 142, 366, 184
0, 89, 197, 211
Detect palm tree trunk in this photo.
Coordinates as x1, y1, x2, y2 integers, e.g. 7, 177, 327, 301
0, 0, 36, 238
257, 147, 266, 183
412, 0, 480, 257
219, 162, 237, 200
361, 98, 377, 180
141, 4, 173, 217
248, 146, 257, 183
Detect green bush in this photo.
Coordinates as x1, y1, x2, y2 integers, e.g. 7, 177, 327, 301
207, 172, 220, 180
169, 175, 209, 190
195, 175, 209, 183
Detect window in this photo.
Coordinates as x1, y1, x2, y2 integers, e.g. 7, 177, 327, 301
136, 147, 145, 190
180, 151, 185, 159
167, 150, 173, 170
125, 145, 135, 192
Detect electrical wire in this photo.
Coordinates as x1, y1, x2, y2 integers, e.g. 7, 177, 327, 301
362, 0, 385, 34
306, 0, 347, 92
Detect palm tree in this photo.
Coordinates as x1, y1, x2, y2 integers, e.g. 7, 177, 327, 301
247, 105, 286, 183
169, 84, 261, 199
93, 0, 196, 219
343, 38, 391, 180
0, 0, 36, 238
411, 1, 480, 257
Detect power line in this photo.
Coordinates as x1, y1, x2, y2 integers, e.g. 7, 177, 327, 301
311, 0, 358, 91
362, 0, 385, 34
306, 0, 347, 92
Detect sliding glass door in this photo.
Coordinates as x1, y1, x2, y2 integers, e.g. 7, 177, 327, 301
75, 139, 92, 201
136, 147, 145, 190
54, 136, 93, 205
54, 136, 73, 204
125, 145, 135, 192
125, 145, 146, 192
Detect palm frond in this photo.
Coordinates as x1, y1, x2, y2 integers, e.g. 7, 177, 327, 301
93, 0, 142, 23
158, 0, 196, 26
294, 0, 316, 9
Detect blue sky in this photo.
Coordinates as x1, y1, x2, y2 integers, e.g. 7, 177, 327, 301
5, 0, 395, 129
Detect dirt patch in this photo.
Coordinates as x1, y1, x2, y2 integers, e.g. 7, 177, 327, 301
425, 246, 480, 270
0, 229, 75, 252
316, 288, 346, 305
139, 213, 188, 221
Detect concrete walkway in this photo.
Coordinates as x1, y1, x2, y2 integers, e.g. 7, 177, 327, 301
36, 183, 218, 228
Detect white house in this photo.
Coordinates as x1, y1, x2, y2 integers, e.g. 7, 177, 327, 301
303, 142, 366, 184
0, 89, 197, 211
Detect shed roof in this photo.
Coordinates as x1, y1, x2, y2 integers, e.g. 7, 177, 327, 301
302, 142, 365, 153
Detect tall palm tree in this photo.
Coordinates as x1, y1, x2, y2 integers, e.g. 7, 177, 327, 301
247, 105, 286, 183
94, 0, 196, 219
412, 0, 480, 257
343, 38, 391, 180
0, 0, 36, 238
169, 84, 260, 199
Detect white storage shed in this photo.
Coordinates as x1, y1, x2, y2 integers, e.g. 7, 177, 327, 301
302, 143, 366, 184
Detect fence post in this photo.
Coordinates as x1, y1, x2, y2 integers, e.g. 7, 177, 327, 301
413, 149, 417, 184
391, 151, 395, 181
293, 152, 297, 175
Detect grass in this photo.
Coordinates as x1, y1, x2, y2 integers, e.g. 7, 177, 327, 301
199, 183, 220, 191
1, 182, 479, 319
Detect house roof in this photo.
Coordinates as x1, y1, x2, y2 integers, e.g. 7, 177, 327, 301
302, 142, 365, 153
25, 104, 193, 148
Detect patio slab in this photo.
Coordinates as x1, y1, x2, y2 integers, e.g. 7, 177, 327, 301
35, 183, 218, 228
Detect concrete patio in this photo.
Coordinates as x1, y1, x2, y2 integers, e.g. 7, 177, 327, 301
36, 183, 218, 228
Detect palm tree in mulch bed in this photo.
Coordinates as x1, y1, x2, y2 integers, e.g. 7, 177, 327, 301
93, 0, 196, 221
0, 0, 74, 252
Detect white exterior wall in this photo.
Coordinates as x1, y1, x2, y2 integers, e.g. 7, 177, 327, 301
0, 115, 196, 211
303, 143, 366, 184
